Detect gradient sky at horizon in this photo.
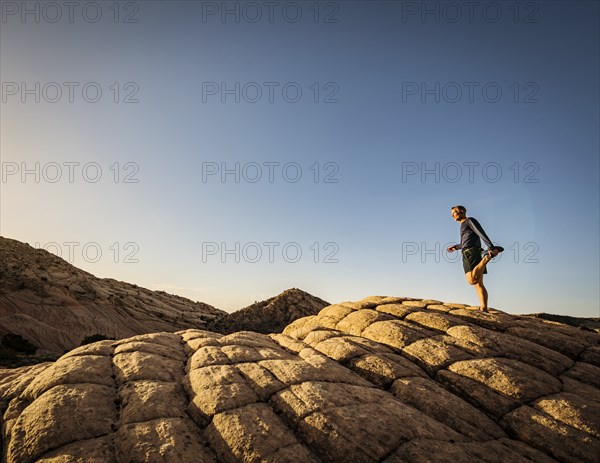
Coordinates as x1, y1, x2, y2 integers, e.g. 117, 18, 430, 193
1, 1, 598, 316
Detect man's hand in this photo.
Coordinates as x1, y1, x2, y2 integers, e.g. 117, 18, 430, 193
447, 245, 457, 253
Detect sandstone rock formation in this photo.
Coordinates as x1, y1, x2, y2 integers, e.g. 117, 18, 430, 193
1, 296, 598, 462
0, 237, 225, 355
526, 313, 600, 333
207, 288, 329, 334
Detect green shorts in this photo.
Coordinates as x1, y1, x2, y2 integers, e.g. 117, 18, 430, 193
462, 247, 487, 274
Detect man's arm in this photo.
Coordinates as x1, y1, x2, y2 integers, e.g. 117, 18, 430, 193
466, 217, 494, 249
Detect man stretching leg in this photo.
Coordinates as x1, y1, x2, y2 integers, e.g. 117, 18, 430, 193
447, 205, 503, 312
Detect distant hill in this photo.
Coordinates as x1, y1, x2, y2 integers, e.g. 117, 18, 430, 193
0, 236, 226, 357
207, 288, 330, 334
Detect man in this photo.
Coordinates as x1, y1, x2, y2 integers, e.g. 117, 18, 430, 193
447, 205, 503, 312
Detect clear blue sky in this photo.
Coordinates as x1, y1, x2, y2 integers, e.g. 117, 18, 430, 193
1, 1, 598, 316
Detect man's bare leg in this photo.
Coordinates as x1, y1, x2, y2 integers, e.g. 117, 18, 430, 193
464, 273, 489, 311
468, 249, 498, 285
474, 280, 488, 311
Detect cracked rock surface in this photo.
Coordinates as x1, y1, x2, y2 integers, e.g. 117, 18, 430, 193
1, 296, 598, 463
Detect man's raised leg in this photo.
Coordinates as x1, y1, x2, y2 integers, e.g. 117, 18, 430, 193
468, 249, 498, 285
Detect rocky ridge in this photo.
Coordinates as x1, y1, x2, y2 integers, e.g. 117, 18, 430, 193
0, 236, 225, 355
526, 313, 600, 333
1, 295, 598, 462
207, 288, 329, 334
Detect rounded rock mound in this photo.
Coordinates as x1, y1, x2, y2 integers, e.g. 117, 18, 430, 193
1, 296, 598, 463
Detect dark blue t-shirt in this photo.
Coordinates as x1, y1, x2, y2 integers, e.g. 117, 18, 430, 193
456, 217, 494, 250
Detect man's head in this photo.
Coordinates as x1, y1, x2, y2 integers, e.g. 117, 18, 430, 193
451, 205, 467, 221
